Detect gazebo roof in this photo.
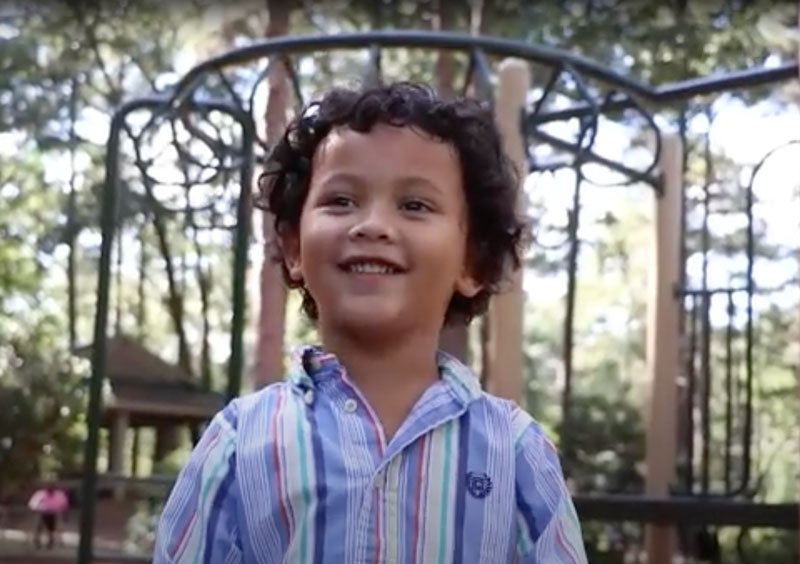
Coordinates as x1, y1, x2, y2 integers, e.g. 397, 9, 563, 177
103, 334, 194, 385
77, 335, 225, 424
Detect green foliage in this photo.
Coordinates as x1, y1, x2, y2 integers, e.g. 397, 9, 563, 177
1, 1, 798, 560
0, 322, 85, 501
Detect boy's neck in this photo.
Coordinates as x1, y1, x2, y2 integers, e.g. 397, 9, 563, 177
319, 327, 441, 441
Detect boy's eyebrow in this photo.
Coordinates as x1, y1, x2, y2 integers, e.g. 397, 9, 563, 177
395, 175, 444, 195
315, 171, 366, 188
317, 172, 445, 196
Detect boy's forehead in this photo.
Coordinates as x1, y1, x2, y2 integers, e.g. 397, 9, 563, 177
312, 124, 456, 170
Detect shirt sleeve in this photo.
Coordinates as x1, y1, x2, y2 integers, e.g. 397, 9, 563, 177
153, 401, 242, 564
512, 408, 587, 564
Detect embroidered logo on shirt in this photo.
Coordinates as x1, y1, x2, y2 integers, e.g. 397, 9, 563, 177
466, 472, 493, 499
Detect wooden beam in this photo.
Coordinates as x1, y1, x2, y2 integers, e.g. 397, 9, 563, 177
253, 0, 293, 389
485, 58, 529, 402
644, 133, 683, 564
796, 8, 800, 562
434, 0, 471, 364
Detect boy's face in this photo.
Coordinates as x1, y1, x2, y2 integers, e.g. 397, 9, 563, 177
283, 124, 479, 341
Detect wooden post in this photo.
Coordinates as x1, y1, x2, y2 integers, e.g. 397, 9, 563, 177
109, 411, 128, 475
485, 58, 529, 403
434, 1, 470, 363
131, 427, 140, 477
109, 410, 129, 499
253, 0, 293, 389
644, 133, 683, 563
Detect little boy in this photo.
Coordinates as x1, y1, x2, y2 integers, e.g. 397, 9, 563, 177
155, 82, 586, 563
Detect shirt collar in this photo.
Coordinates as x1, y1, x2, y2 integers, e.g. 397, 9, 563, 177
288, 344, 482, 404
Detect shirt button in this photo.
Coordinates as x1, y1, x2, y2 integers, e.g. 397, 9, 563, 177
343, 398, 358, 413
373, 471, 385, 489
303, 389, 315, 405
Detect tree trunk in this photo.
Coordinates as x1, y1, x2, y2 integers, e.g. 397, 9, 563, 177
192, 221, 213, 390
142, 185, 193, 377
253, 0, 293, 388
433, 0, 470, 363
67, 77, 79, 351
561, 173, 582, 472
137, 220, 148, 340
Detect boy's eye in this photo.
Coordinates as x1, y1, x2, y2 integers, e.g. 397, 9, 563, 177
324, 195, 356, 208
401, 199, 433, 213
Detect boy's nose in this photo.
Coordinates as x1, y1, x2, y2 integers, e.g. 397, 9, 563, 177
347, 207, 396, 242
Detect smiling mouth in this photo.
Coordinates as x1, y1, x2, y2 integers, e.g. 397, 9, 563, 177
339, 259, 405, 275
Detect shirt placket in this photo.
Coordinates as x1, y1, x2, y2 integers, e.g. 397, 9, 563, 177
336, 375, 472, 564
331, 375, 386, 564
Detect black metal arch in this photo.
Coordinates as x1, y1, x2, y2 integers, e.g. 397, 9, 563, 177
161, 30, 798, 191
77, 30, 800, 563
167, 30, 798, 106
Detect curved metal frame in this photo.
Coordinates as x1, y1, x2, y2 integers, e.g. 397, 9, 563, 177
77, 97, 254, 563
77, 30, 800, 563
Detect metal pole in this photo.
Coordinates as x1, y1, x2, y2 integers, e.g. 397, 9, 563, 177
76, 97, 248, 563
76, 105, 125, 564
227, 114, 255, 401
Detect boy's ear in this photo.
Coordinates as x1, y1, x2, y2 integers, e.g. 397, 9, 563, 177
280, 227, 303, 283
455, 247, 482, 298
455, 272, 481, 298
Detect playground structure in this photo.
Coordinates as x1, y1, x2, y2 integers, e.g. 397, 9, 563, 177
69, 30, 799, 563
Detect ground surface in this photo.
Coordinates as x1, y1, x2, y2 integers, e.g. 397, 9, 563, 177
0, 499, 151, 563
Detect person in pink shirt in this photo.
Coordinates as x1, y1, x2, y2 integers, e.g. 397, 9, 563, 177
28, 484, 69, 549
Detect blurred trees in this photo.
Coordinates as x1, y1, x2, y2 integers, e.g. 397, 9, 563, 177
0, 0, 798, 558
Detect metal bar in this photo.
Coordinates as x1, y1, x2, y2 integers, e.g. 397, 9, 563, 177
74, 474, 800, 529
699, 155, 712, 496
362, 43, 382, 88
530, 65, 563, 118
215, 69, 246, 115
654, 62, 798, 100
526, 92, 630, 126
685, 295, 698, 493
527, 63, 798, 126
574, 496, 799, 529
470, 47, 493, 105
460, 48, 475, 98
167, 31, 799, 110
284, 53, 306, 109
168, 30, 654, 106
526, 126, 660, 187
679, 286, 746, 296
724, 290, 735, 493
677, 109, 691, 494
77, 97, 252, 564
561, 64, 601, 151
76, 97, 153, 564
741, 158, 756, 493
726, 140, 800, 497
227, 109, 255, 401
700, 290, 712, 495
677, 285, 789, 296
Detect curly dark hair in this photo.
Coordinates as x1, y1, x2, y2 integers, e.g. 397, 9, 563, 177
255, 81, 527, 324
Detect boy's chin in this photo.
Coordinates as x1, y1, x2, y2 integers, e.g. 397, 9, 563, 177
332, 304, 410, 337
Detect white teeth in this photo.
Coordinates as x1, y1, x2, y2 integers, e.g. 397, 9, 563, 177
348, 262, 396, 274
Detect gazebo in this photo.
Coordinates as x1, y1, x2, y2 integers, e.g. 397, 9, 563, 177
78, 335, 224, 478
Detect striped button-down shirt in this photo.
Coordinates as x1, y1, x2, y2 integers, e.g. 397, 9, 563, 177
155, 346, 587, 563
